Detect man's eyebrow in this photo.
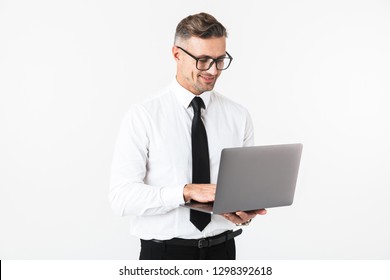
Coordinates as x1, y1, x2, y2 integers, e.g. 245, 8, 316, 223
198, 53, 227, 59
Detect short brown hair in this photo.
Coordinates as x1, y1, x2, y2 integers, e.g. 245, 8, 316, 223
174, 12, 227, 44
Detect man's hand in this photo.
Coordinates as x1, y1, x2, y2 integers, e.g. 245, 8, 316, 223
223, 209, 267, 225
183, 184, 216, 202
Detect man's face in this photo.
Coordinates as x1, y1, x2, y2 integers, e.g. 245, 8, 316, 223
173, 36, 226, 95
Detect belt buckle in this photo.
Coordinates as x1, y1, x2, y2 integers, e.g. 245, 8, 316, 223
198, 238, 208, 248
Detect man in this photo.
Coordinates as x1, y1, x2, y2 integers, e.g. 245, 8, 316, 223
109, 12, 266, 260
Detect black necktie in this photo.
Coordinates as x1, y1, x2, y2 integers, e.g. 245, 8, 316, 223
190, 97, 211, 231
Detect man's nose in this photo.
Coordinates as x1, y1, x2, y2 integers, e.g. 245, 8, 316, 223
206, 62, 218, 75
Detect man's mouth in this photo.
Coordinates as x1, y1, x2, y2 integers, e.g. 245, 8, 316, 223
199, 75, 215, 83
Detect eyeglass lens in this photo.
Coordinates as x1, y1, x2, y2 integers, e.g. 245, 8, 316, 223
197, 57, 231, 70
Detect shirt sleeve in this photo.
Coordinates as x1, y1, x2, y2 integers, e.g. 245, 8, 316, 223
109, 105, 184, 217
243, 108, 255, 147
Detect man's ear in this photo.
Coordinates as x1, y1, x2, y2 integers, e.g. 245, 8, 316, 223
172, 45, 181, 62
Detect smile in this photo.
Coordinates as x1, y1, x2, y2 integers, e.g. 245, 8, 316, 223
199, 75, 215, 83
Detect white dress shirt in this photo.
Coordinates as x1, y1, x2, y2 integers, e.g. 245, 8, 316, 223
109, 78, 254, 240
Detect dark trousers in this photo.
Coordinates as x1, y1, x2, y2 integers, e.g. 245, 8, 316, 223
139, 238, 236, 260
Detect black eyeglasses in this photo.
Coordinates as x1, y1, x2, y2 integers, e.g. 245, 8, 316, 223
176, 46, 233, 71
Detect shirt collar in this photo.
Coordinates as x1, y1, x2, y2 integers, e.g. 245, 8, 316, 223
171, 78, 212, 109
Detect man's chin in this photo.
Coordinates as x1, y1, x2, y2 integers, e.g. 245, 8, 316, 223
197, 82, 216, 93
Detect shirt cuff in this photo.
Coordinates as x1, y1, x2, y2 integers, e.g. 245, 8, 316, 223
160, 184, 186, 207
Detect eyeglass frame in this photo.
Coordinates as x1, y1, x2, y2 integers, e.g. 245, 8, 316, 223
175, 46, 233, 71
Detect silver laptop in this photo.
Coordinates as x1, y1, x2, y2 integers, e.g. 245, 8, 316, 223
181, 143, 303, 214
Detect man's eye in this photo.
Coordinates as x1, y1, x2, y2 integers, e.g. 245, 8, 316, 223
198, 58, 210, 62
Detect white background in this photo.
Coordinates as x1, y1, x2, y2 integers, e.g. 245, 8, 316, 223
1, 0, 389, 259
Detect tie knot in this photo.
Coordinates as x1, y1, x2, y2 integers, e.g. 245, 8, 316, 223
191, 97, 205, 114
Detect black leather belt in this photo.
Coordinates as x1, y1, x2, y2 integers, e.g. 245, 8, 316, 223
150, 229, 242, 249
